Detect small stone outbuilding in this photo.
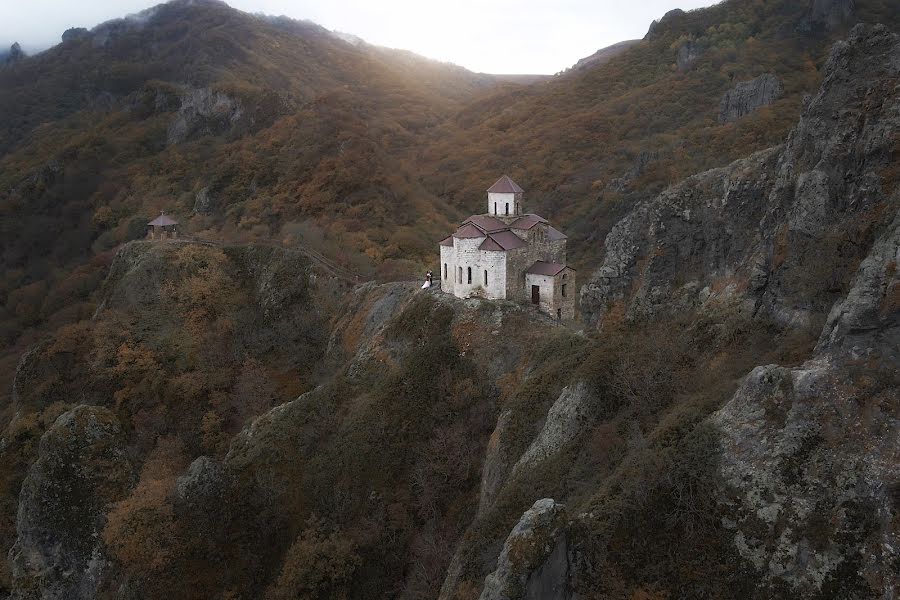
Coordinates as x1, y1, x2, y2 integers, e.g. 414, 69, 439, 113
525, 261, 576, 321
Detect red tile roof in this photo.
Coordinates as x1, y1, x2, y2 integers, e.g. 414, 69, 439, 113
487, 230, 528, 250
487, 175, 524, 194
547, 226, 567, 241
479, 237, 504, 251
509, 214, 549, 230
463, 214, 508, 232
453, 224, 486, 239
526, 261, 573, 276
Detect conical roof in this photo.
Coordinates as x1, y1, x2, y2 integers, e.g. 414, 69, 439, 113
487, 175, 524, 194
148, 212, 178, 226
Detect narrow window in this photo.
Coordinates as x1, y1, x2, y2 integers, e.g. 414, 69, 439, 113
494, 202, 497, 215
505, 203, 509, 215
561, 284, 567, 298
467, 267, 472, 284
458, 266, 462, 283
444, 263, 448, 280
557, 308, 561, 321
484, 270, 488, 286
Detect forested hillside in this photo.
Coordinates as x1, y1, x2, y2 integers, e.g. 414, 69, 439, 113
0, 1, 898, 598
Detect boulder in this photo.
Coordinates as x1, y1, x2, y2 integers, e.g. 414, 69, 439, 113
479, 499, 572, 600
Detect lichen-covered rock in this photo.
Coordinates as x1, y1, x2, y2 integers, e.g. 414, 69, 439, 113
9, 406, 134, 600
479, 499, 571, 600
712, 355, 898, 597
718, 73, 783, 123
710, 184, 899, 598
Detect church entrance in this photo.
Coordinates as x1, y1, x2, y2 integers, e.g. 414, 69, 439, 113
531, 285, 540, 304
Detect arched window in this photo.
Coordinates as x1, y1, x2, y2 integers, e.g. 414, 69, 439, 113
484, 270, 488, 286
494, 202, 497, 215
467, 267, 472, 284
458, 266, 462, 283
444, 263, 448, 280
505, 203, 509, 215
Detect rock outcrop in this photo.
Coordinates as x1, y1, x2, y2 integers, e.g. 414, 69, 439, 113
2, 43, 25, 65
801, 0, 856, 32
479, 499, 571, 600
711, 211, 899, 597
718, 73, 784, 122
645, 8, 686, 40
9, 406, 134, 600
167, 87, 244, 144
512, 382, 596, 476
582, 24, 900, 332
605, 150, 661, 192
676, 40, 702, 71
61, 28, 90, 43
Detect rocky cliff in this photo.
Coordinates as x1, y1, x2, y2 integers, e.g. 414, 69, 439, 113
582, 24, 898, 334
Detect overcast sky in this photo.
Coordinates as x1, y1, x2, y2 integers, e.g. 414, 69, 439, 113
0, 0, 719, 74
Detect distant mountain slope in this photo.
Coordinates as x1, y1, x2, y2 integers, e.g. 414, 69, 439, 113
417, 0, 900, 267
567, 39, 640, 72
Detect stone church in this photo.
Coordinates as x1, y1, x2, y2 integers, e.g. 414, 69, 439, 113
439, 175, 575, 320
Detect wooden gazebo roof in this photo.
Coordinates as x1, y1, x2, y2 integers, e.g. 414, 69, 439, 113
148, 212, 178, 227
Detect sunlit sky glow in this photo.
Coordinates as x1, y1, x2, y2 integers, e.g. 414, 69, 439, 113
1, 0, 719, 74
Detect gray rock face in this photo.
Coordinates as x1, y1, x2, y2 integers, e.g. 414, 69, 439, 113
676, 41, 702, 71
582, 25, 900, 332
606, 150, 660, 192
815, 211, 900, 363
802, 0, 855, 32
712, 353, 898, 597
193, 186, 214, 214
167, 87, 244, 144
479, 499, 572, 600
711, 216, 899, 596
512, 382, 596, 475
718, 73, 784, 123
9, 406, 134, 600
